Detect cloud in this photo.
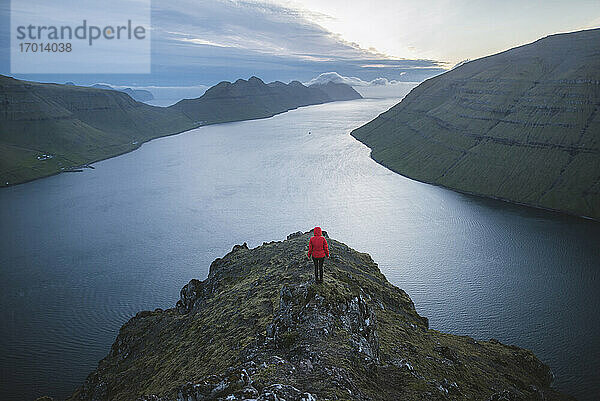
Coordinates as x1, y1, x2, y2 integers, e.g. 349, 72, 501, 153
304, 71, 408, 87
152, 0, 378, 63
148, 1, 448, 82
1, 0, 448, 86
369, 76, 405, 85
303, 71, 426, 99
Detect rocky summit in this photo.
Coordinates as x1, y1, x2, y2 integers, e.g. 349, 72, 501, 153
68, 231, 573, 401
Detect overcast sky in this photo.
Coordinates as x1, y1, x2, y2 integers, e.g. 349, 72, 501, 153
1, 0, 598, 86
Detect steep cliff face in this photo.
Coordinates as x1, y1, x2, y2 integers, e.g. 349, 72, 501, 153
69, 231, 572, 401
351, 28, 600, 220
171, 77, 362, 124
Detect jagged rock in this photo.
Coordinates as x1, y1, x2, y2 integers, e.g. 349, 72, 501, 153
176, 279, 207, 314
434, 345, 460, 364
287, 231, 304, 240
486, 389, 526, 401
232, 243, 249, 253
68, 231, 574, 401
258, 384, 316, 401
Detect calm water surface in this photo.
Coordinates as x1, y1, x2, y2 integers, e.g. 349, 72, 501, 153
1, 95, 599, 400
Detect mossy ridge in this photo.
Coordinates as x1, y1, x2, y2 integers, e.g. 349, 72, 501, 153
69, 231, 574, 401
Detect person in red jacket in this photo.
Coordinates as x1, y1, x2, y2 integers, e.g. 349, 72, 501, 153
308, 226, 329, 283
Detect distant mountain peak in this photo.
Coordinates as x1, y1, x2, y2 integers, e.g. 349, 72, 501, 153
172, 76, 361, 123
308, 80, 362, 101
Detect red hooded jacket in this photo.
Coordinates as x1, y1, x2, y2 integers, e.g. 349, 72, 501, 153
308, 227, 329, 258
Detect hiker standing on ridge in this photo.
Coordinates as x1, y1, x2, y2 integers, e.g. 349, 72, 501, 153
308, 227, 329, 283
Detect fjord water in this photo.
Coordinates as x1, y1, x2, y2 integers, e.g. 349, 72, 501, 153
1, 95, 599, 400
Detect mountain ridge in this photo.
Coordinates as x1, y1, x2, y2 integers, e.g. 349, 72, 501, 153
170, 76, 361, 124
351, 28, 600, 220
67, 230, 573, 401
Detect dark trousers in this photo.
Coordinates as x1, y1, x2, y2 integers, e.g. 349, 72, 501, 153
313, 257, 324, 282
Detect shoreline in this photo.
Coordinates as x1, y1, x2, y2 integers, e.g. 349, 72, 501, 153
0, 97, 372, 190
0, 124, 203, 189
5, 94, 593, 224
0, 74, 364, 189
367, 150, 600, 223
5, 99, 597, 226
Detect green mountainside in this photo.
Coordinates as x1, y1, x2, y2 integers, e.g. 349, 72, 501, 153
0, 75, 361, 186
351, 28, 600, 220
68, 231, 573, 401
170, 76, 361, 124
0, 75, 196, 185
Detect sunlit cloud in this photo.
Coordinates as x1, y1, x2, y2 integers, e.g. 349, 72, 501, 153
305, 71, 407, 87
264, 0, 600, 63
361, 64, 399, 68
168, 32, 234, 48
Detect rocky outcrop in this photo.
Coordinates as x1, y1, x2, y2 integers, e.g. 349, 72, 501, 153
351, 28, 600, 220
68, 231, 573, 401
137, 362, 319, 401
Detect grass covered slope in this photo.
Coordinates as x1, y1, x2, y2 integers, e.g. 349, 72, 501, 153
70, 231, 572, 401
0, 75, 197, 185
351, 28, 600, 220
